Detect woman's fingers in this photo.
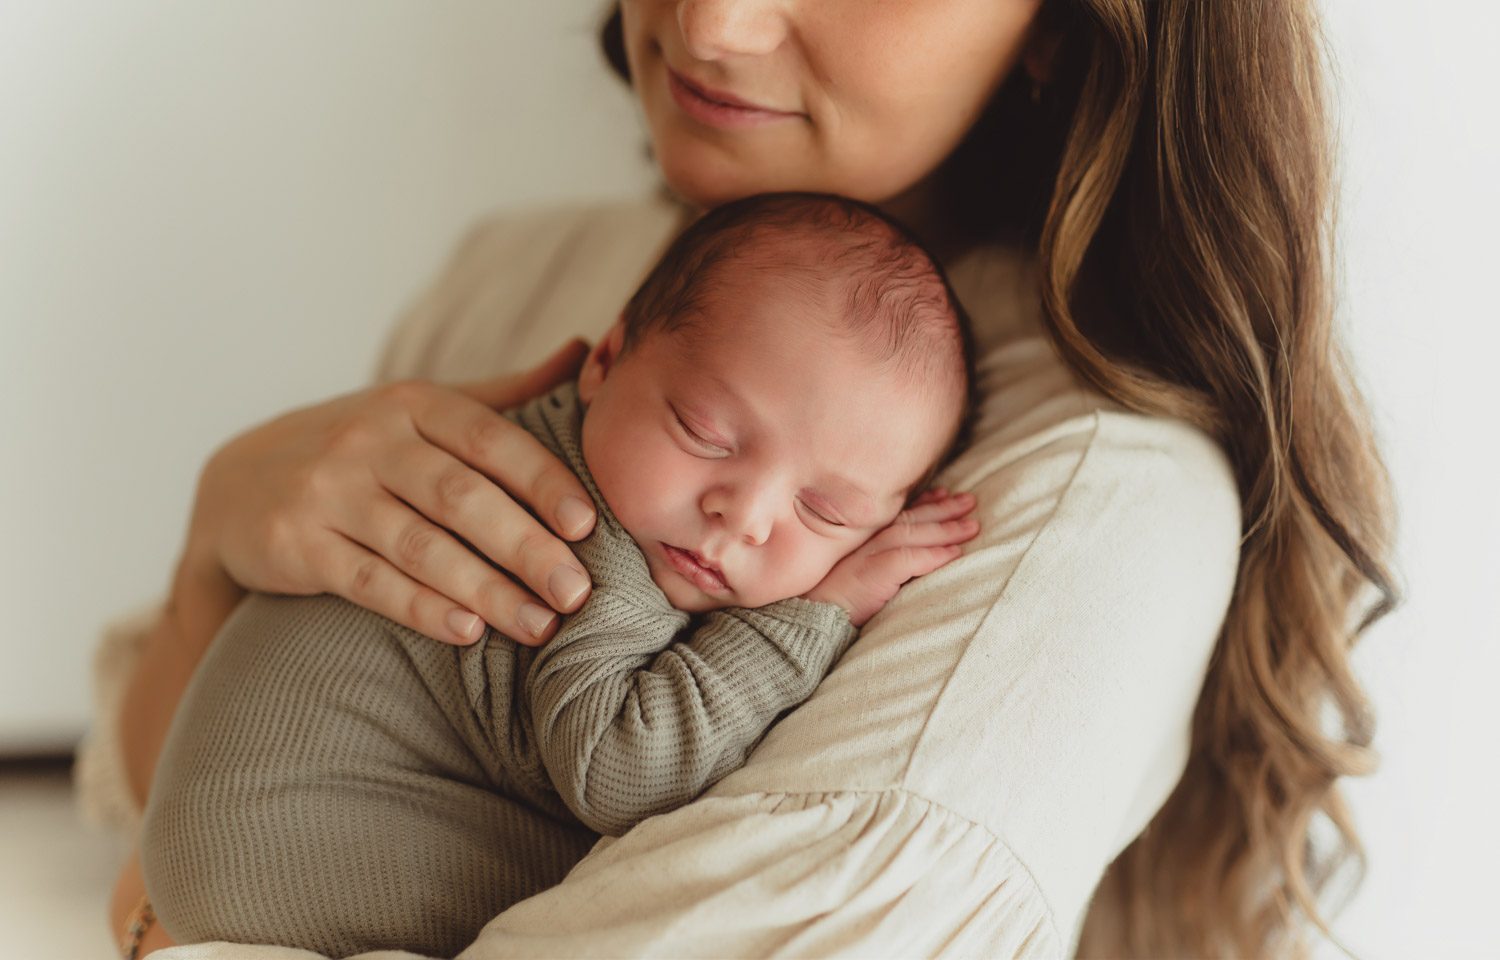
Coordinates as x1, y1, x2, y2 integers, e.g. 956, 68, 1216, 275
407, 384, 598, 542
318, 534, 496, 646
319, 531, 563, 648
337, 486, 564, 645
369, 443, 592, 615
193, 368, 597, 648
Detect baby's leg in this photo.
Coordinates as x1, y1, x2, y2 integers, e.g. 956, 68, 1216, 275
139, 593, 594, 958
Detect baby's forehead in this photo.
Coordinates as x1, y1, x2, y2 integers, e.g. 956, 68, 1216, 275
647, 322, 955, 498
667, 304, 897, 388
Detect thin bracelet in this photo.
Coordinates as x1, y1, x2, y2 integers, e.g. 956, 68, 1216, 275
119, 895, 157, 960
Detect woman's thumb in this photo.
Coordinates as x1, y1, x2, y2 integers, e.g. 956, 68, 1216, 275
455, 337, 592, 409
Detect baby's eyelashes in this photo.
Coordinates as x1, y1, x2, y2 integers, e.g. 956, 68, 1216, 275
796, 497, 844, 528
672, 410, 732, 457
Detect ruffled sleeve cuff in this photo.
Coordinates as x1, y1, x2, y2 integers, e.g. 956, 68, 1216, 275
73, 601, 160, 836
463, 787, 1064, 958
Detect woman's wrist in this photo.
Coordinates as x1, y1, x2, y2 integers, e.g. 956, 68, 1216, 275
117, 505, 246, 808
173, 450, 248, 643
168, 530, 245, 655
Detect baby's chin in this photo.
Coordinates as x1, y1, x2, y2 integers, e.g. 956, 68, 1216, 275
650, 567, 804, 614
653, 572, 741, 613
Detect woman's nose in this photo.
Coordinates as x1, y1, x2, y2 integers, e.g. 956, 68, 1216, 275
676, 0, 789, 61
701, 484, 775, 546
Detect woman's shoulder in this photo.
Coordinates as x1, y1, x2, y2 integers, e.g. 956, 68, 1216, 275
945, 237, 1238, 528
377, 194, 686, 383
712, 331, 1241, 935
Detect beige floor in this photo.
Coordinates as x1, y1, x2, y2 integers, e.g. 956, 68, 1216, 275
1, 759, 127, 960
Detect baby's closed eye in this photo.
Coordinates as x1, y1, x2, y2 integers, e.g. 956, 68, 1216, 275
796, 496, 844, 528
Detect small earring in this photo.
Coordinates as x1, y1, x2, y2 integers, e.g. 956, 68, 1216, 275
1029, 77, 1044, 106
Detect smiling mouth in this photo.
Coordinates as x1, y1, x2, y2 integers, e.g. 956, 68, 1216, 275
672, 70, 771, 111
665, 67, 802, 129
662, 543, 732, 594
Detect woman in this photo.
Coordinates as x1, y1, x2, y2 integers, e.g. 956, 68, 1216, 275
94, 0, 1396, 956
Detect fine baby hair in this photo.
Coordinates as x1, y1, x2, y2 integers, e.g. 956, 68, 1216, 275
620, 192, 978, 468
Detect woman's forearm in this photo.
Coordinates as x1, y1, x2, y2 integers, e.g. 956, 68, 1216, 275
118, 543, 245, 809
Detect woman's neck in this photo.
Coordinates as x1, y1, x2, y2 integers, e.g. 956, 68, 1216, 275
879, 175, 968, 266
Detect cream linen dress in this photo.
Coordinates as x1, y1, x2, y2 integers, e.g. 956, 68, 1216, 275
77, 196, 1241, 959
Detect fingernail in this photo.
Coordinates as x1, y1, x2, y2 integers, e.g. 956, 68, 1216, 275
557, 496, 595, 538
517, 602, 556, 639
446, 610, 483, 643
549, 564, 590, 609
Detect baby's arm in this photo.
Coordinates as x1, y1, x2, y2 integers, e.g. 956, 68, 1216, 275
526, 591, 854, 836
526, 489, 976, 837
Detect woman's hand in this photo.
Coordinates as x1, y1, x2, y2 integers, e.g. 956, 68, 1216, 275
187, 339, 599, 646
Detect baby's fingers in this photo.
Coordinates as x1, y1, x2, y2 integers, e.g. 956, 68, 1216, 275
908, 486, 950, 507
868, 544, 966, 587
890, 514, 980, 549
883, 490, 980, 546
899, 491, 977, 527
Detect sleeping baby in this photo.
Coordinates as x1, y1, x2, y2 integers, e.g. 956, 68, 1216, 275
140, 192, 978, 957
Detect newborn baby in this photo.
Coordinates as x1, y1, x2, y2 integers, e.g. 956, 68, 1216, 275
141, 192, 976, 957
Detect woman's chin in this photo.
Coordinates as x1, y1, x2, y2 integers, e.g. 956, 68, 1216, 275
653, 135, 801, 209
652, 135, 913, 214
657, 152, 751, 209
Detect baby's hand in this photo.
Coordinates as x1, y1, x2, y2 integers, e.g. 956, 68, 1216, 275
803, 488, 979, 627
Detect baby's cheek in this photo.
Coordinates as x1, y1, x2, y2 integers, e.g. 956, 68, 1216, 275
586, 425, 679, 535
762, 542, 849, 604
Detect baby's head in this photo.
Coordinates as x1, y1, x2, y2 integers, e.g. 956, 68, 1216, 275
577, 193, 972, 612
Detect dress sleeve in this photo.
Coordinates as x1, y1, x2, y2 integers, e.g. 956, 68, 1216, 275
435, 370, 1240, 958
138, 232, 1240, 959
73, 603, 158, 833
528, 584, 855, 837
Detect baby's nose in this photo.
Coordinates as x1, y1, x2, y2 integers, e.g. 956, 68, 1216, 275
702, 485, 774, 546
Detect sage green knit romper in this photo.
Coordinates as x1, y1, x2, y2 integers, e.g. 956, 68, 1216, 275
140, 382, 855, 958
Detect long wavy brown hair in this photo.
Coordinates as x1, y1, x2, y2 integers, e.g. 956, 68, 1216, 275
602, 1, 1398, 955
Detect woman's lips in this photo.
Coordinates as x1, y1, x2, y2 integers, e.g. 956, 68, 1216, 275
666, 68, 801, 129
662, 543, 732, 594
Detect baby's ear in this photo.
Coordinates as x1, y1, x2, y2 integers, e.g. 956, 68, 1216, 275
577, 319, 627, 403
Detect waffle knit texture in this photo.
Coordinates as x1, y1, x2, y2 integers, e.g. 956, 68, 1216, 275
139, 381, 856, 958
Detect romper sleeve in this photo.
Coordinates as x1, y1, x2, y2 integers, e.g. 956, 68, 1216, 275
527, 586, 855, 837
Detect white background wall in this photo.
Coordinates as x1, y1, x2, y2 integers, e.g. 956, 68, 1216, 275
1316, 3, 1498, 955
0, 1, 653, 751
1, 1, 1493, 954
